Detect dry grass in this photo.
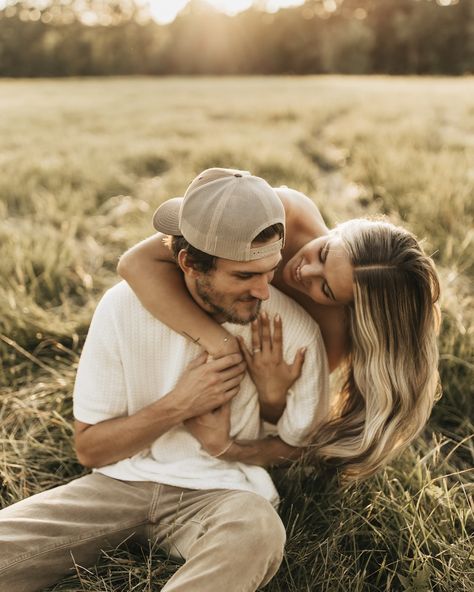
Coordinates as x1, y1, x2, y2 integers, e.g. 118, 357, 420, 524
0, 76, 472, 591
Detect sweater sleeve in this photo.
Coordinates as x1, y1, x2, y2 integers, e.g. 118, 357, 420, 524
73, 289, 127, 425
276, 325, 330, 448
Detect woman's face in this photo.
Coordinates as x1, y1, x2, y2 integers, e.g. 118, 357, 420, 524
283, 234, 354, 306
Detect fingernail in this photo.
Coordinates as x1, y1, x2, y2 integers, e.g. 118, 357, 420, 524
275, 314, 281, 322
301, 347, 307, 354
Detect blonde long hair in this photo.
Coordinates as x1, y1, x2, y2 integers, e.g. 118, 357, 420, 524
312, 219, 441, 481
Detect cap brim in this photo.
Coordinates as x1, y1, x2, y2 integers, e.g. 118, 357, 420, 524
152, 197, 183, 235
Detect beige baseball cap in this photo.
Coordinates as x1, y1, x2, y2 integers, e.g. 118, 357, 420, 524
152, 168, 285, 261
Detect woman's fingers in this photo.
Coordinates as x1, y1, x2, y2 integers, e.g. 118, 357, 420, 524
260, 312, 272, 354
272, 314, 283, 361
290, 347, 306, 380
237, 336, 252, 363
251, 318, 262, 354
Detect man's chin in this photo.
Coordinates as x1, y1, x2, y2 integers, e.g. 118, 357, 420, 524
223, 302, 261, 325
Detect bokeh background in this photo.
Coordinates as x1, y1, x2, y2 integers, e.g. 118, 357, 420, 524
0, 0, 473, 75
0, 1, 473, 591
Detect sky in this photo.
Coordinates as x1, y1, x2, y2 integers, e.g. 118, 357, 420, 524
0, 1, 308, 23
147, 1, 306, 24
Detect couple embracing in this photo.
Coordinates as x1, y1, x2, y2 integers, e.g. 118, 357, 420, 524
0, 168, 440, 591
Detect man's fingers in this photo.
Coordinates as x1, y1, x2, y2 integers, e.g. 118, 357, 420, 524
187, 351, 208, 369
208, 352, 243, 371
222, 375, 244, 392
216, 400, 232, 419
221, 386, 240, 402
219, 361, 246, 382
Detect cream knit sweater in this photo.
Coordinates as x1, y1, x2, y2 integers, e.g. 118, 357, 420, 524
73, 282, 329, 506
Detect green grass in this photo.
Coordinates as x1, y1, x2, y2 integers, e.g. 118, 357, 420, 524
0, 76, 473, 591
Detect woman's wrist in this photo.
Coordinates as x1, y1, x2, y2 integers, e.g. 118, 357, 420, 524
205, 332, 240, 359
258, 387, 287, 405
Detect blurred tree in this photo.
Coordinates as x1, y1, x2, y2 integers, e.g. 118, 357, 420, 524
0, 0, 472, 76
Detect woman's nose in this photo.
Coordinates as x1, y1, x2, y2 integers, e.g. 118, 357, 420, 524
300, 262, 319, 280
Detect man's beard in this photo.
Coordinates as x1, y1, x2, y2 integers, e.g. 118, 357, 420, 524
195, 276, 262, 325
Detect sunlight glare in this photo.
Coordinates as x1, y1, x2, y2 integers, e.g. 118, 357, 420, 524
148, 1, 306, 23
207, 0, 254, 16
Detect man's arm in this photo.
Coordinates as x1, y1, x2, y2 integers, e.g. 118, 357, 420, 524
75, 352, 245, 468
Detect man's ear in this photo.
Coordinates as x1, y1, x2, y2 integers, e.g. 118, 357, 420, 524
177, 250, 200, 278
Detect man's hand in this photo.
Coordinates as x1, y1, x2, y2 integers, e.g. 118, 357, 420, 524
75, 351, 244, 469
185, 402, 232, 457
168, 351, 245, 420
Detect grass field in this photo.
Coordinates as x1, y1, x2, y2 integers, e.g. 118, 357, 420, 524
0, 76, 473, 591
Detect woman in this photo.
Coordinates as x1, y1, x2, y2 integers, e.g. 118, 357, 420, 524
118, 170, 441, 480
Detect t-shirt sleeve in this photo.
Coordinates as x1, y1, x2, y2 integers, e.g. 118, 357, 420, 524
276, 331, 330, 448
73, 290, 127, 425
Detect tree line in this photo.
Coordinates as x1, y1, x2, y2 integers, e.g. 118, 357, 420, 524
0, 0, 472, 77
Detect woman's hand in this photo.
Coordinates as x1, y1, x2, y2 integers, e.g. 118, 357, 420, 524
238, 312, 306, 424
185, 402, 232, 457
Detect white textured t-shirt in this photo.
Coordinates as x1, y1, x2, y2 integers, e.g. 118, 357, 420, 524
73, 282, 329, 506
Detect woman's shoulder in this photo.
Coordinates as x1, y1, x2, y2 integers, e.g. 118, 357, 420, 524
274, 186, 329, 240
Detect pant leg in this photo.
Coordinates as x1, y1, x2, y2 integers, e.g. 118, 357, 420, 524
0, 473, 157, 592
150, 486, 286, 592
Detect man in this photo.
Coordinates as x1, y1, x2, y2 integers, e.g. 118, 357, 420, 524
0, 168, 329, 592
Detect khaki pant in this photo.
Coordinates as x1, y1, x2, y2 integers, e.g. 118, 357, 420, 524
0, 473, 286, 592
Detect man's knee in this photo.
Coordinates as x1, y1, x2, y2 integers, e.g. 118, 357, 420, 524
227, 494, 286, 561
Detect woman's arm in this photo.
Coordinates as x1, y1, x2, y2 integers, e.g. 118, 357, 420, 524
185, 401, 302, 467
222, 437, 302, 467
117, 233, 239, 357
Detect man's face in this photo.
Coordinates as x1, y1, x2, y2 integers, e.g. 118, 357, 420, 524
192, 242, 282, 325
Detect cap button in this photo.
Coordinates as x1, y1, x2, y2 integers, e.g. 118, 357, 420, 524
234, 173, 242, 177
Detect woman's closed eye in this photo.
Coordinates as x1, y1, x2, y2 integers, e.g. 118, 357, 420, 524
319, 242, 329, 264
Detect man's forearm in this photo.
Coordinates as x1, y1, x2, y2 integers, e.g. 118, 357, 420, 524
75, 395, 185, 468
221, 437, 303, 467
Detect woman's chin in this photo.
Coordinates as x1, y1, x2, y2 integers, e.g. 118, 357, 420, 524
282, 260, 294, 284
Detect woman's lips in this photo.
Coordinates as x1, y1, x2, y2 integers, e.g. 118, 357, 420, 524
293, 259, 303, 283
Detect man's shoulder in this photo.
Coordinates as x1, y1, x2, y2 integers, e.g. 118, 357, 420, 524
265, 286, 322, 338
94, 281, 149, 321
97, 280, 135, 306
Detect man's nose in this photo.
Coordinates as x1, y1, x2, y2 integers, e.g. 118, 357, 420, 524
249, 275, 271, 301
